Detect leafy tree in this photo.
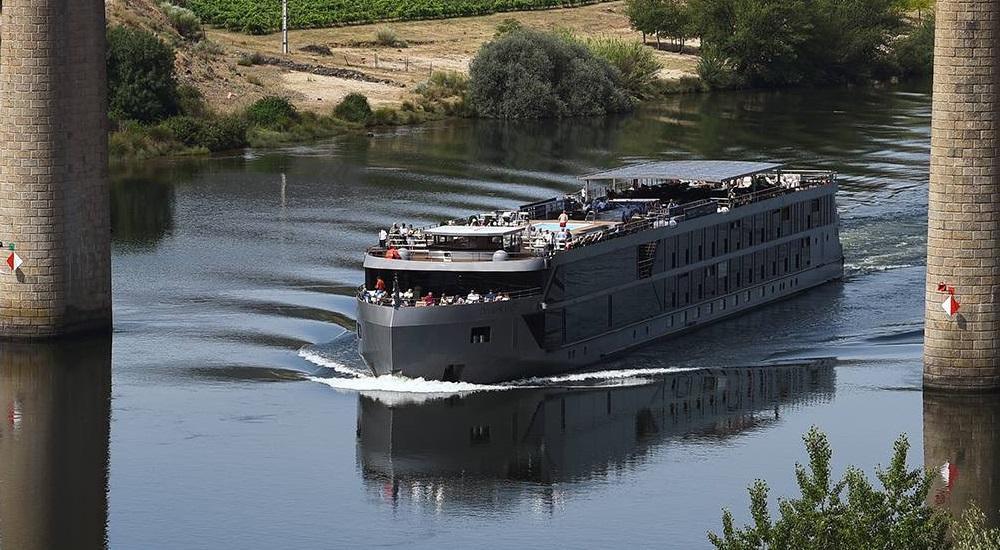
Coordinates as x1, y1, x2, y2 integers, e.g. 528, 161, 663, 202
890, 15, 934, 77
625, 0, 666, 44
658, 0, 694, 52
106, 26, 179, 123
708, 427, 950, 550
953, 505, 1000, 550
467, 29, 632, 119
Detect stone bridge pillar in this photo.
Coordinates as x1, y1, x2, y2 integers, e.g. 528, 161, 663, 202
924, 0, 1000, 390
0, 0, 112, 337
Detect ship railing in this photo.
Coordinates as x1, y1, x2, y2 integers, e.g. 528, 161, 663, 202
366, 246, 541, 262
357, 285, 543, 308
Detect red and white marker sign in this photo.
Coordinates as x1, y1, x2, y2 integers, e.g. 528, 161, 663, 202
6, 252, 21, 272
941, 294, 960, 317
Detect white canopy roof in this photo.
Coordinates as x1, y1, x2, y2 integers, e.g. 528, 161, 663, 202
581, 160, 784, 183
425, 225, 525, 237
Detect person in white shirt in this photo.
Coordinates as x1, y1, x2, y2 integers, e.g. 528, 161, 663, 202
467, 290, 481, 303
379, 228, 388, 248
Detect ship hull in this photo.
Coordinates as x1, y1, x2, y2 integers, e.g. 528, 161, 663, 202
357, 183, 845, 384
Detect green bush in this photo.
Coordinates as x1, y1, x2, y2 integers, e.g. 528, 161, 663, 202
161, 3, 205, 41
160, 115, 248, 152
415, 71, 469, 101
468, 29, 633, 119
375, 28, 408, 48
107, 26, 179, 123
334, 93, 373, 124
585, 37, 661, 97
370, 107, 400, 126
953, 505, 1000, 549
697, 46, 741, 90
176, 84, 208, 118
708, 427, 950, 550
237, 51, 267, 66
494, 17, 524, 37
244, 96, 299, 128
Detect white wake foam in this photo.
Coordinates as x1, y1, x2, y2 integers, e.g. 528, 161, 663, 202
510, 366, 699, 386
298, 348, 367, 378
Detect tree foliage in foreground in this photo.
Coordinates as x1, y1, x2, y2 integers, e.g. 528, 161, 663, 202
708, 427, 951, 550
468, 29, 633, 119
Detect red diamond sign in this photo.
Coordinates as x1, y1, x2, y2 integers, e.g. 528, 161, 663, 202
941, 295, 960, 317
6, 252, 21, 272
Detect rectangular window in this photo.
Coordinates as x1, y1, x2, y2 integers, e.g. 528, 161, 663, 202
471, 326, 491, 344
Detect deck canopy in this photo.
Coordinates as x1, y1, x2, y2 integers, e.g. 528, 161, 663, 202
425, 225, 526, 237
581, 160, 784, 184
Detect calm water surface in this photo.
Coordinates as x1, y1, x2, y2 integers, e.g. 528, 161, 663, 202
2, 84, 996, 549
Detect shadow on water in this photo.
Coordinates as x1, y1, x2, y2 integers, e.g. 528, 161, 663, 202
356, 360, 834, 513
0, 338, 111, 550
111, 174, 176, 249
924, 392, 1000, 527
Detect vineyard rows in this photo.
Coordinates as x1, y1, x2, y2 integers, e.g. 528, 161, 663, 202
186, 0, 610, 34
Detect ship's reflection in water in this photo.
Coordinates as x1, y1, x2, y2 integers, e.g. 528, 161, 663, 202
0, 339, 111, 550
357, 361, 835, 513
924, 392, 1000, 527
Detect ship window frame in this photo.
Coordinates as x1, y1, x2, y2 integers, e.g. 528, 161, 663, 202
470, 326, 492, 344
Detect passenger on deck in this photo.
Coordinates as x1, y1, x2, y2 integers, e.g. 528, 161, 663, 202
485, 289, 496, 302
667, 199, 679, 212
375, 276, 386, 292
423, 292, 435, 306
402, 288, 414, 305
385, 246, 401, 259
558, 210, 569, 228
378, 228, 388, 248
467, 290, 481, 303
499, 292, 511, 301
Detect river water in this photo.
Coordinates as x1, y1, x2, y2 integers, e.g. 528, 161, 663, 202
1, 83, 996, 549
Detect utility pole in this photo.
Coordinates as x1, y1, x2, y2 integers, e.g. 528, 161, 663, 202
281, 0, 289, 54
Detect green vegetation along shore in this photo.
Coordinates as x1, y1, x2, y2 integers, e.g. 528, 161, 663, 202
183, 0, 614, 34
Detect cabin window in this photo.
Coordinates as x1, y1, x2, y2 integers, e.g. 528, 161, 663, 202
470, 425, 491, 444
698, 245, 703, 261
711, 242, 716, 257
471, 326, 491, 344
357, 324, 362, 340
672, 252, 677, 268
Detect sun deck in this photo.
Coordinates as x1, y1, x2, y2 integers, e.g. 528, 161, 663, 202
368, 161, 835, 264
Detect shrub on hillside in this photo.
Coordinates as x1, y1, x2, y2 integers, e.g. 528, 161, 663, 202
494, 18, 524, 37
161, 3, 205, 41
334, 93, 373, 123
176, 84, 208, 118
244, 96, 299, 128
415, 71, 469, 101
160, 115, 247, 152
107, 26, 179, 123
585, 37, 661, 97
468, 29, 633, 119
375, 28, 408, 48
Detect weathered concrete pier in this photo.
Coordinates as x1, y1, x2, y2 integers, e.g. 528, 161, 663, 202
0, 0, 112, 337
924, 0, 1000, 391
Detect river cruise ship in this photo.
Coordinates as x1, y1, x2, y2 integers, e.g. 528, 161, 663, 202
357, 161, 844, 383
